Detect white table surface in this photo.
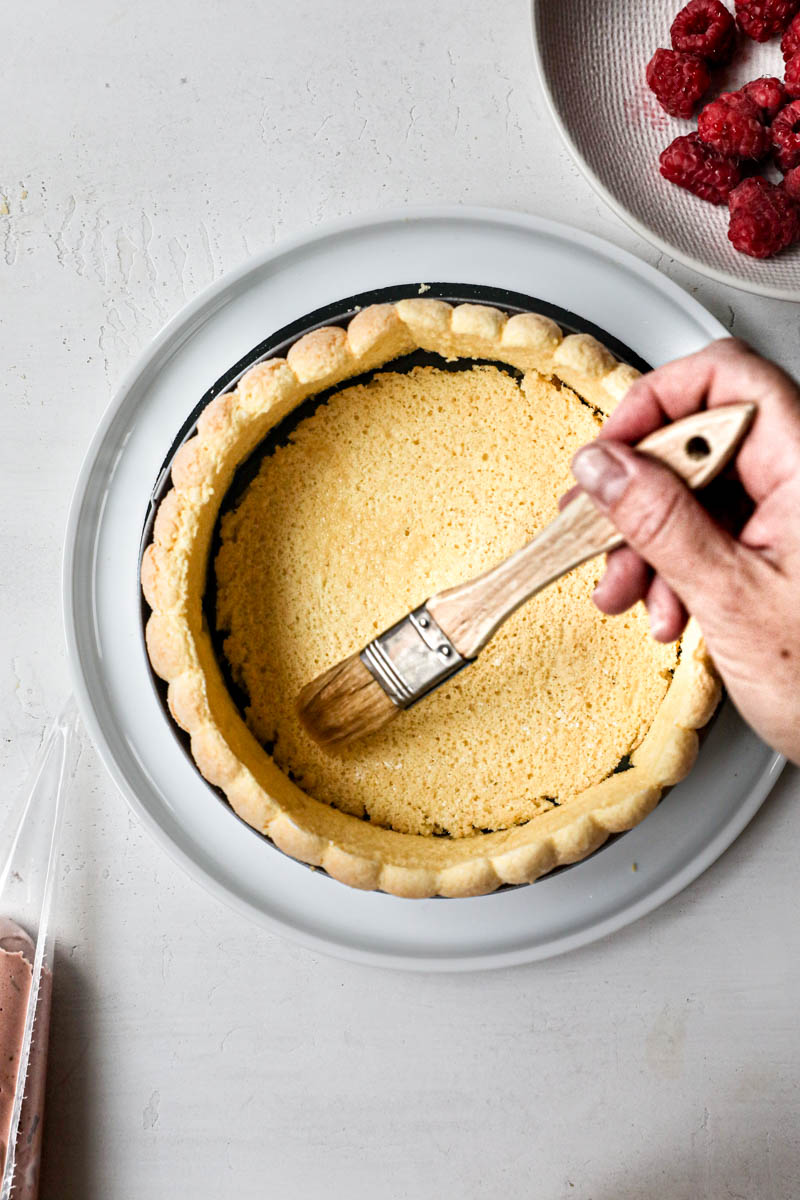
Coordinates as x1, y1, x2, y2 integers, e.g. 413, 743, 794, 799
2, 2, 798, 1196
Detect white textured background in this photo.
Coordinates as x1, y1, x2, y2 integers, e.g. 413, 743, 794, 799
2, 2, 799, 1197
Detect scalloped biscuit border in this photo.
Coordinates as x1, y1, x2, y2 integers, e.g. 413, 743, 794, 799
141, 299, 721, 898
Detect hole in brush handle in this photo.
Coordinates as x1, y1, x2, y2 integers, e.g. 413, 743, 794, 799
637, 403, 755, 491
685, 435, 711, 460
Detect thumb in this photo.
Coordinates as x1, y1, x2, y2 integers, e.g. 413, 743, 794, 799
571, 440, 739, 620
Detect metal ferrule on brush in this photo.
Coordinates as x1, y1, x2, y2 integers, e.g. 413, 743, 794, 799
360, 604, 468, 710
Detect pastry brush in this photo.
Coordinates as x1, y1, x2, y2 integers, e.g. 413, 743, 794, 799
297, 404, 754, 748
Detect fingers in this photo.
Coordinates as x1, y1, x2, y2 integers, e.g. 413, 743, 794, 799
599, 339, 752, 445
558, 484, 581, 511
645, 575, 687, 642
592, 548, 687, 640
571, 439, 741, 623
601, 339, 800, 503
740, 482, 800, 564
593, 547, 651, 614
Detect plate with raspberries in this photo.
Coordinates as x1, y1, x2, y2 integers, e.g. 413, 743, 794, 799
532, 0, 800, 298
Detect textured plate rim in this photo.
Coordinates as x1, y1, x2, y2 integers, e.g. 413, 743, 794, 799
63, 204, 785, 971
530, 1, 800, 303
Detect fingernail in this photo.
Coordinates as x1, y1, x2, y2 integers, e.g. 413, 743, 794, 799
572, 444, 632, 507
649, 605, 670, 641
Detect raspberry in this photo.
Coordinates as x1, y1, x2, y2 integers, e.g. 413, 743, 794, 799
782, 10, 800, 56
728, 177, 800, 256
772, 99, 800, 168
698, 92, 771, 158
786, 51, 800, 97
646, 48, 711, 118
780, 163, 800, 198
728, 176, 770, 212
735, 0, 800, 41
671, 0, 737, 62
659, 132, 744, 203
741, 76, 788, 119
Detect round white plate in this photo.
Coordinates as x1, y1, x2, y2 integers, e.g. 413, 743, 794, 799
532, 0, 800, 299
64, 207, 783, 971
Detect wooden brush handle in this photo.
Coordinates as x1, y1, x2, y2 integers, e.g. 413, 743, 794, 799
427, 403, 755, 659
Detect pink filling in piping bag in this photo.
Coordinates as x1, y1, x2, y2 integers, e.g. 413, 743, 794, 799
0, 699, 80, 1200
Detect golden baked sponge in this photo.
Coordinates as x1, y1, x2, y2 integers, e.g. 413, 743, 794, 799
142, 300, 720, 897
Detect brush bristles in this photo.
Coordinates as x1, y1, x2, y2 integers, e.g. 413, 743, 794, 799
296, 652, 400, 747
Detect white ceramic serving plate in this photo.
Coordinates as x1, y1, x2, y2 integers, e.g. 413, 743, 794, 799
532, 0, 800, 299
63, 207, 783, 971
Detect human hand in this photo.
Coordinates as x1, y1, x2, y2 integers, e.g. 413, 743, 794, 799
570, 338, 800, 764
